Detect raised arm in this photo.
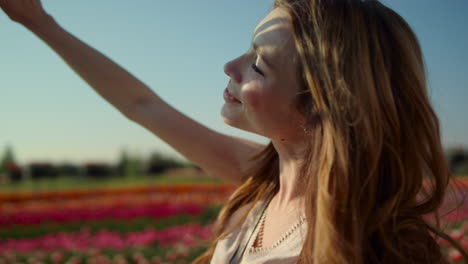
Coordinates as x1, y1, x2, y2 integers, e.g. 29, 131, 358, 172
1, 0, 153, 117
0, 0, 266, 186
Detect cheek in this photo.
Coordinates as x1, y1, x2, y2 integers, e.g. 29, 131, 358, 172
243, 90, 280, 115
242, 89, 262, 111
241, 83, 272, 113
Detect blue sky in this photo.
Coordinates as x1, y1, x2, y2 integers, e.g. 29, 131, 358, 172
1, 0, 467, 165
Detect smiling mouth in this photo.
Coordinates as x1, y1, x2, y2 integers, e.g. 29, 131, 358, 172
224, 88, 242, 104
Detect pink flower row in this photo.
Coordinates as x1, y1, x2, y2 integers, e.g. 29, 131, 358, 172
0, 223, 213, 253
1, 192, 228, 215
0, 202, 203, 226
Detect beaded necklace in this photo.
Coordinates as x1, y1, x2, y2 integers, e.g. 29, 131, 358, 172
248, 203, 307, 254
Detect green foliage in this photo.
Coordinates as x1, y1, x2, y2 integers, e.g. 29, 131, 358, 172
146, 151, 185, 174
199, 204, 223, 225
83, 163, 115, 179
0, 174, 220, 192
0, 145, 16, 174
116, 149, 142, 178
29, 163, 58, 179
454, 161, 468, 176
446, 148, 468, 174
56, 163, 81, 177
1, 145, 15, 165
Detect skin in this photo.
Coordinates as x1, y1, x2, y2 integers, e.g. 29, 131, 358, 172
222, 8, 308, 213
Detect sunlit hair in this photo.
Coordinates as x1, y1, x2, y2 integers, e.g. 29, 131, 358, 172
193, 0, 467, 263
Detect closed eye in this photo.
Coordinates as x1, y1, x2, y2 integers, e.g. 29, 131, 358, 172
252, 64, 264, 75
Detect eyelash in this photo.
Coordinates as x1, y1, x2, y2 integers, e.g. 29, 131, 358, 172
251, 63, 264, 75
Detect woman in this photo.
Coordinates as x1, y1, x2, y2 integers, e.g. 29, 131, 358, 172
1, 0, 466, 263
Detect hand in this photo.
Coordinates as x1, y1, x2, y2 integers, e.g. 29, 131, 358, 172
0, 0, 50, 27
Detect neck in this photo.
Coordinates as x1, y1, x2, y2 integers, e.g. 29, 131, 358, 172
270, 139, 307, 212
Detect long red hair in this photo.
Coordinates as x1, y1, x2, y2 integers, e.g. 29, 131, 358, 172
194, 0, 467, 263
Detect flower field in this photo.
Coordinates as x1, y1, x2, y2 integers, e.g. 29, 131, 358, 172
0, 184, 236, 264
0, 179, 466, 264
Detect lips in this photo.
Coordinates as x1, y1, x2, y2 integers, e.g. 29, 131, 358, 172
228, 90, 242, 103
224, 88, 242, 104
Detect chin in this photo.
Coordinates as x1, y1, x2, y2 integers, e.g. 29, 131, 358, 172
221, 116, 242, 130
220, 112, 247, 132
220, 105, 266, 136
221, 105, 240, 124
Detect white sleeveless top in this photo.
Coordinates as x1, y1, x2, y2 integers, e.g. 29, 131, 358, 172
210, 196, 308, 264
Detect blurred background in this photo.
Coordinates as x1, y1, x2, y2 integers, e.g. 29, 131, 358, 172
0, 0, 467, 263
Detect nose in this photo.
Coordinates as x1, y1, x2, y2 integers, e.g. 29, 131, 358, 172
224, 57, 242, 84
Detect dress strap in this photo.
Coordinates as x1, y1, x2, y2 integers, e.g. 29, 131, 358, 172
228, 192, 274, 264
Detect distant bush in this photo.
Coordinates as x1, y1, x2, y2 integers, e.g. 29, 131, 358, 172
83, 163, 113, 178
0, 146, 22, 182
4, 161, 22, 182
446, 148, 468, 176
56, 163, 81, 177
29, 163, 58, 179
116, 151, 142, 178
146, 152, 185, 175
453, 160, 468, 176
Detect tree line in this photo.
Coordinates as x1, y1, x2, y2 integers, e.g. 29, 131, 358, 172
1, 145, 467, 183
0, 146, 199, 183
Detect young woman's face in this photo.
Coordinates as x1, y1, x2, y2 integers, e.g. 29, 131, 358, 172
221, 8, 305, 142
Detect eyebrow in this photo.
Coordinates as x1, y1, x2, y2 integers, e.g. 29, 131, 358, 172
253, 42, 275, 71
